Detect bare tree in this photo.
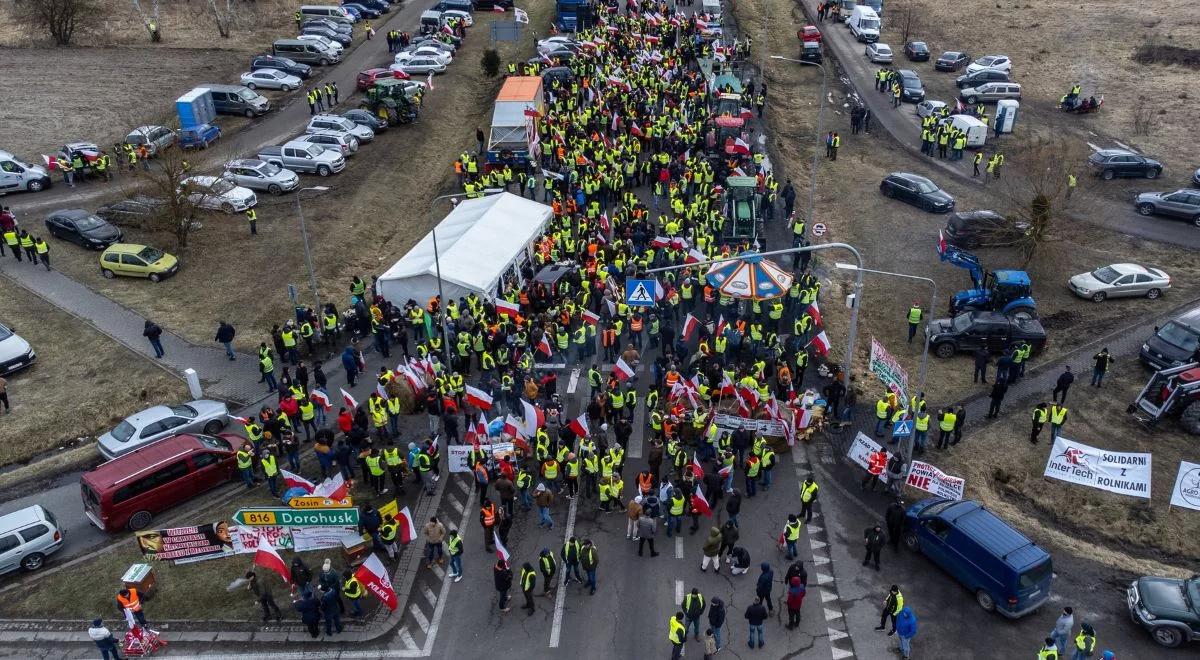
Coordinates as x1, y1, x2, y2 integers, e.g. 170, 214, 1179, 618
992, 135, 1090, 268
206, 0, 238, 38
129, 147, 230, 250
15, 0, 102, 45
129, 0, 162, 42
895, 0, 924, 46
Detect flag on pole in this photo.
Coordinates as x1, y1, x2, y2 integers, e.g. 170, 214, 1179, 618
310, 389, 333, 411
732, 138, 751, 155
581, 309, 600, 326
465, 385, 494, 410
340, 388, 359, 409
613, 357, 635, 381
521, 399, 545, 436
376, 383, 390, 401
495, 298, 521, 317
807, 302, 823, 328
494, 531, 511, 562
281, 470, 315, 493
650, 235, 670, 248
492, 4, 505, 11
937, 230, 948, 256
714, 315, 727, 339
690, 453, 705, 480
254, 531, 292, 583
568, 413, 590, 438
691, 485, 713, 517
718, 463, 733, 478
538, 335, 553, 357
396, 506, 418, 544
513, 7, 529, 22
354, 555, 399, 610
682, 313, 699, 341
312, 473, 349, 501
227, 414, 251, 425
809, 331, 832, 356
685, 248, 706, 264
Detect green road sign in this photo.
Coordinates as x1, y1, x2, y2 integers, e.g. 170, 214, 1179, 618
233, 507, 359, 527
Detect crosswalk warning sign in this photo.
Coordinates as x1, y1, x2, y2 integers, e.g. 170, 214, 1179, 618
626, 278, 656, 306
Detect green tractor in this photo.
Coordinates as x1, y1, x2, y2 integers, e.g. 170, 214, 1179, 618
722, 175, 760, 244
360, 79, 423, 126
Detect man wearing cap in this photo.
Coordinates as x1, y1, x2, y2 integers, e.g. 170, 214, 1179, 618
88, 619, 124, 659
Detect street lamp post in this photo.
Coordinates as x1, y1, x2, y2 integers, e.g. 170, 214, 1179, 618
834, 264, 937, 392
769, 55, 828, 233
645, 243, 864, 392
294, 185, 329, 330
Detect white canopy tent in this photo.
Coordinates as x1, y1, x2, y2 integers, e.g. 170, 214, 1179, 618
377, 192, 552, 306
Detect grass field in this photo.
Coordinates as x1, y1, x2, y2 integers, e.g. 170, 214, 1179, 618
0, 282, 187, 468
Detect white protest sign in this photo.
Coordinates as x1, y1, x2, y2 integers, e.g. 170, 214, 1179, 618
713, 413, 786, 437
1169, 461, 1200, 511
447, 446, 473, 473
905, 460, 966, 500
1043, 436, 1151, 499
292, 526, 359, 552
230, 525, 293, 553
847, 432, 891, 483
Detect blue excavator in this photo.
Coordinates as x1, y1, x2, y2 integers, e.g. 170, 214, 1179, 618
937, 238, 1037, 318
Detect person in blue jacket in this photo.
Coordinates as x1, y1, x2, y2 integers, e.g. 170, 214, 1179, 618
895, 606, 917, 660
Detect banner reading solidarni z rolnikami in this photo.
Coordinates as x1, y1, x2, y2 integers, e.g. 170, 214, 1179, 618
1043, 436, 1151, 499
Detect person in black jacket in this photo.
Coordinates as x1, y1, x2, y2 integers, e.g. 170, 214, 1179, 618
784, 560, 808, 586
293, 592, 321, 638
725, 489, 742, 528
1052, 365, 1074, 403
717, 519, 739, 558
863, 525, 886, 570
972, 346, 990, 384
755, 563, 774, 613
707, 597, 726, 651
987, 380, 1008, 418
215, 321, 236, 361
885, 500, 907, 551
290, 557, 313, 598
143, 320, 164, 358
319, 584, 344, 636
745, 597, 768, 649
494, 559, 513, 612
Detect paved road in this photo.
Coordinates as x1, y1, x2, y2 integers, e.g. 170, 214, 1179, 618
791, 0, 1200, 250
1, 0, 422, 217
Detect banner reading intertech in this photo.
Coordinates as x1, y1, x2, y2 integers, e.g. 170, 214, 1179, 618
1043, 436, 1152, 499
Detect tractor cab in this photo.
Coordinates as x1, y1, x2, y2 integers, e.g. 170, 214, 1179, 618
722, 175, 760, 244
939, 242, 1037, 318
1128, 362, 1200, 434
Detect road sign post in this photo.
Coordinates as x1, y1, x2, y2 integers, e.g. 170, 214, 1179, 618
625, 278, 656, 307
233, 507, 359, 527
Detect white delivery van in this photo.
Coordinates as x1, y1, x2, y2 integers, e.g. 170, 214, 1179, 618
848, 6, 880, 42
0, 151, 52, 195
942, 114, 988, 147
702, 0, 721, 19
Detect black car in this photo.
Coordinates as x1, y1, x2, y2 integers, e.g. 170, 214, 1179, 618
302, 25, 352, 46
96, 195, 166, 226
250, 55, 312, 80
1128, 575, 1200, 648
880, 172, 954, 213
934, 51, 970, 71
926, 311, 1047, 358
356, 0, 392, 11
904, 41, 930, 61
1139, 308, 1200, 369
540, 66, 575, 85
942, 210, 1030, 249
897, 69, 924, 102
44, 209, 122, 249
342, 3, 381, 19
474, 0, 513, 8
1088, 149, 1163, 180
342, 109, 388, 132
955, 68, 1010, 89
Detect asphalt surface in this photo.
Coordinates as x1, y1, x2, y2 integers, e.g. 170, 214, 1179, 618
1, 0, 423, 217
794, 0, 1200, 251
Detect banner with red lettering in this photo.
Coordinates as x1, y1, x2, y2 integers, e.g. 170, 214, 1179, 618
905, 460, 965, 500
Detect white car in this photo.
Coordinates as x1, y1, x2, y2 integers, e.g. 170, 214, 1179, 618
297, 33, 344, 55
391, 58, 448, 75
0, 321, 35, 376
865, 42, 893, 64
306, 114, 374, 143
221, 159, 299, 195
441, 9, 473, 26
537, 36, 577, 52
179, 175, 257, 213
240, 68, 302, 92
395, 48, 452, 66
1068, 263, 1171, 303
965, 54, 1012, 75
916, 100, 947, 118
296, 131, 359, 156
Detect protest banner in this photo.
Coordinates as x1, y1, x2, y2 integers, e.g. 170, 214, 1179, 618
713, 413, 786, 437
869, 337, 910, 401
448, 445, 473, 473
905, 460, 966, 500
1043, 436, 1151, 499
847, 432, 890, 483
135, 522, 235, 564
292, 526, 359, 552
1169, 461, 1200, 511
230, 525, 293, 553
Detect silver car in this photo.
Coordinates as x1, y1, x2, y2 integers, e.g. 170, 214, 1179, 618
0, 505, 63, 574
97, 400, 229, 459
240, 68, 302, 92
296, 131, 359, 156
1069, 263, 1171, 303
306, 114, 374, 143
392, 57, 447, 75
959, 81, 1021, 104
865, 42, 893, 64
222, 158, 299, 195
125, 125, 176, 156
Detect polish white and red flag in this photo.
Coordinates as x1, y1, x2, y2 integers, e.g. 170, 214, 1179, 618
629, 122, 643, 137
598, 212, 611, 234
714, 315, 727, 338
310, 389, 333, 410
681, 313, 699, 341
650, 235, 671, 248
581, 309, 600, 326
494, 531, 511, 563
521, 399, 546, 436
340, 388, 359, 410
807, 302, 823, 328
355, 554, 398, 610
669, 236, 688, 250
719, 374, 736, 396
740, 106, 754, 120
690, 453, 705, 480
254, 530, 292, 583
281, 470, 315, 493
538, 335, 553, 357
613, 357, 635, 381
465, 385, 494, 410
495, 298, 521, 317
691, 485, 713, 517
685, 248, 706, 264
732, 138, 751, 155
396, 506, 418, 544
568, 413, 590, 438
809, 331, 832, 356
718, 462, 733, 478
398, 365, 425, 392
937, 230, 948, 256
227, 414, 251, 425
738, 386, 760, 410
312, 473, 349, 501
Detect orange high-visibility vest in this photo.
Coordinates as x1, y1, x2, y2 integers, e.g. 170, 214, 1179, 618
481, 503, 496, 527
117, 589, 142, 612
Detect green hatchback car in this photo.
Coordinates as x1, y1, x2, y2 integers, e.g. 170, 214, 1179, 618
99, 243, 179, 282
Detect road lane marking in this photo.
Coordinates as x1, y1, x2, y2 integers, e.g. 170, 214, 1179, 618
675, 579, 684, 604
675, 536, 684, 559
409, 603, 430, 634
548, 486, 579, 648
421, 585, 437, 609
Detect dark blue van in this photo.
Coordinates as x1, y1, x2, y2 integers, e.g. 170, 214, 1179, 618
903, 498, 1052, 618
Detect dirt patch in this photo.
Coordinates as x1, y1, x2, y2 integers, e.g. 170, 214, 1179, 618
936, 360, 1197, 569
0, 281, 187, 468
1134, 43, 1200, 68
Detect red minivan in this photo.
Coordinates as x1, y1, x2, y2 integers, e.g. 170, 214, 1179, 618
81, 433, 241, 532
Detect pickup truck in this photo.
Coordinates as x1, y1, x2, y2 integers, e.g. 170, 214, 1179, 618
925, 310, 1047, 358
257, 141, 345, 177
